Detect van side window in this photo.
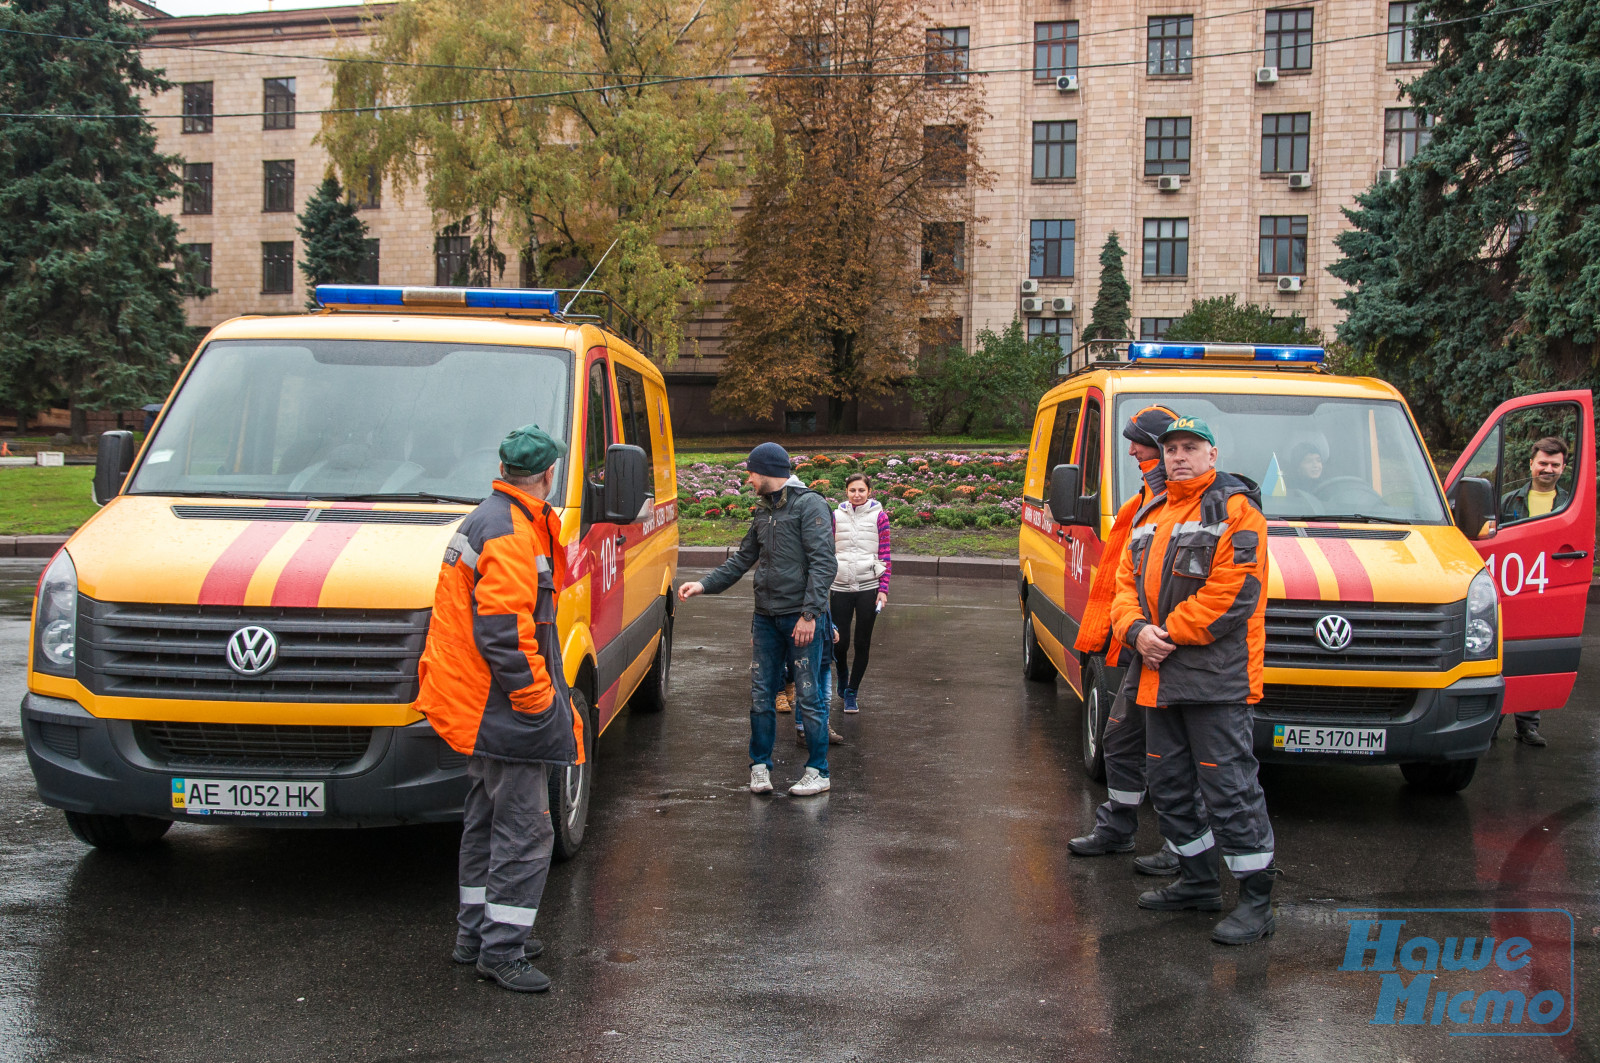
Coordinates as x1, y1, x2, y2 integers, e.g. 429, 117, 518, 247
1485, 402, 1582, 526
1041, 398, 1081, 503
584, 359, 612, 496
1080, 397, 1103, 514
614, 363, 655, 465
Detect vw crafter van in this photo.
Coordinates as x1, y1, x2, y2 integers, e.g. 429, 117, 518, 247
24, 285, 679, 851
1019, 342, 1594, 793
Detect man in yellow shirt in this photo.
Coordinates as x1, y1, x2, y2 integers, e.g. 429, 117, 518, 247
1496, 436, 1571, 747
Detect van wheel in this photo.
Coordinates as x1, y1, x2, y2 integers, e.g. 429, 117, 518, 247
63, 812, 172, 851
1022, 612, 1055, 682
1400, 759, 1477, 794
1082, 658, 1108, 784
630, 600, 673, 713
550, 688, 595, 861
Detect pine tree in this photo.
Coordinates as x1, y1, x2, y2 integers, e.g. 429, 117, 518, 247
1084, 232, 1131, 341
1164, 294, 1321, 345
297, 176, 370, 309
0, 0, 201, 438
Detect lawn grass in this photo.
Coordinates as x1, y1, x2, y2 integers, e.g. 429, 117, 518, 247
678, 518, 1017, 558
0, 467, 98, 535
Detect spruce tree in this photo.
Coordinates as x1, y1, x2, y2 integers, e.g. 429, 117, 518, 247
1164, 294, 1321, 345
0, 0, 200, 438
296, 176, 370, 308
1084, 232, 1131, 341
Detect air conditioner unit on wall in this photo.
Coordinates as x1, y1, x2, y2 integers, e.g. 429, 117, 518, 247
1051, 297, 1073, 313
1277, 276, 1303, 293
1256, 66, 1279, 85
1020, 278, 1040, 295
1288, 172, 1313, 189
1056, 74, 1079, 93
1022, 297, 1046, 314
1378, 169, 1400, 184
1157, 175, 1182, 192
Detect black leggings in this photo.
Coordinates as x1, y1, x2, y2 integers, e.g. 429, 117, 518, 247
830, 589, 879, 693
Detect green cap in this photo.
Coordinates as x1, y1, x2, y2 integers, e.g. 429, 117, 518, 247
1159, 415, 1216, 446
498, 423, 567, 476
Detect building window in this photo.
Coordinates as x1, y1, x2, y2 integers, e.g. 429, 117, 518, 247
924, 125, 968, 186
1508, 212, 1536, 252
262, 241, 294, 293
1264, 9, 1313, 71
1384, 108, 1434, 167
184, 243, 212, 294
354, 165, 381, 209
1032, 121, 1077, 180
921, 222, 965, 282
358, 239, 380, 285
925, 27, 970, 85
1261, 113, 1311, 173
436, 234, 471, 285
1387, 2, 1435, 63
1147, 17, 1193, 76
263, 159, 295, 213
1034, 22, 1079, 79
1029, 220, 1075, 279
1145, 117, 1192, 176
1142, 218, 1189, 277
182, 82, 213, 134
1259, 215, 1308, 274
919, 317, 964, 361
181, 163, 212, 215
1028, 317, 1071, 354
263, 77, 296, 130
1139, 317, 1175, 341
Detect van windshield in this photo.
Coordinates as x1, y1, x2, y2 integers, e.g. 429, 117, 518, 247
129, 339, 572, 503
1113, 392, 1449, 523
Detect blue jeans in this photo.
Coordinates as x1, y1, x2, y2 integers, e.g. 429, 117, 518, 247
751, 612, 829, 776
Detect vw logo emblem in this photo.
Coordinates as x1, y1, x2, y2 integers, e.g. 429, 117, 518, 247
226, 626, 279, 676
1315, 614, 1354, 652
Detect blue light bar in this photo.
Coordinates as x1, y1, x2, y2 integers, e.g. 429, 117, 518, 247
314, 285, 561, 314
1126, 342, 1325, 363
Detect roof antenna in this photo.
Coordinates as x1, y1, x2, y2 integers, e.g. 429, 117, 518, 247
562, 238, 620, 316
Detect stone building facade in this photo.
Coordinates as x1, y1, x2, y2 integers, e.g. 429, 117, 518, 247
136, 0, 1432, 430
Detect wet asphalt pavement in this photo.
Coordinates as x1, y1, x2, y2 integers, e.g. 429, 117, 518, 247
0, 557, 1596, 1061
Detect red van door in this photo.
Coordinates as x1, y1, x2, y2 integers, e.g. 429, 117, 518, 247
1444, 390, 1596, 715
579, 348, 627, 727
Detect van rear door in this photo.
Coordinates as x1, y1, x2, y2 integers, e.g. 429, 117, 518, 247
1445, 390, 1596, 715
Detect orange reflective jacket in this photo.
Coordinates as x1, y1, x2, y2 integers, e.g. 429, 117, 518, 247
416, 481, 584, 765
1110, 469, 1268, 707
1074, 459, 1162, 666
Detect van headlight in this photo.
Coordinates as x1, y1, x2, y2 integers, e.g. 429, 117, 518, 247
1463, 568, 1498, 661
34, 550, 78, 677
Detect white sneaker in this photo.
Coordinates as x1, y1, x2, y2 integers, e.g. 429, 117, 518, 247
749, 764, 773, 794
788, 768, 830, 796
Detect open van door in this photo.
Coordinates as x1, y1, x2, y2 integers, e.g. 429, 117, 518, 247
1445, 390, 1596, 715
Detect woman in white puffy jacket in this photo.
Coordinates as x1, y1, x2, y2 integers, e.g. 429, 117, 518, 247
830, 473, 891, 714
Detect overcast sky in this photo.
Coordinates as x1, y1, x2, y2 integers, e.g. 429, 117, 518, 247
150, 0, 364, 16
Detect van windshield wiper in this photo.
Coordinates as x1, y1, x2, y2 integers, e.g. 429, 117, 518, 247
1279, 513, 1412, 524
132, 490, 295, 500
312, 491, 484, 505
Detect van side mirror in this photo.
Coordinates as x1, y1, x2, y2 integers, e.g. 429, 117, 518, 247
1451, 476, 1497, 541
603, 443, 651, 523
92, 430, 136, 506
1047, 464, 1084, 525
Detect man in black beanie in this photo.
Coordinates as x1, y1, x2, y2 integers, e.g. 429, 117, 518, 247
679, 442, 838, 795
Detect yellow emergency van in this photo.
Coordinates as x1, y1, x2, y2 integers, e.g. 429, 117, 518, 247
1019, 342, 1594, 793
24, 285, 679, 851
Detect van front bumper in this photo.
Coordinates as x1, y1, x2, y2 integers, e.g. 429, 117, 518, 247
21, 693, 467, 827
1252, 675, 1503, 765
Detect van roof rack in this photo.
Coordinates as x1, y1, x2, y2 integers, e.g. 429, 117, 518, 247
1056, 339, 1327, 378
313, 284, 655, 359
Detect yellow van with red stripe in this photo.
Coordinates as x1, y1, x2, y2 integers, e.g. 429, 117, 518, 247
1019, 342, 1594, 794
24, 285, 678, 851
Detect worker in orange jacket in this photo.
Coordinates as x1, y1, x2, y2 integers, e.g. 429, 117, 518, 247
416, 423, 581, 993
1110, 415, 1278, 945
1068, 404, 1184, 876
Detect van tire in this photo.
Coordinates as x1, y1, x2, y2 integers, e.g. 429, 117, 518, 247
63, 812, 172, 851
1082, 658, 1108, 783
550, 688, 595, 862
630, 599, 673, 713
1022, 610, 1055, 682
1400, 759, 1477, 794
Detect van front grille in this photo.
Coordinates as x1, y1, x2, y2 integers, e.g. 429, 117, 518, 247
1265, 599, 1464, 671
1256, 685, 1416, 720
139, 721, 373, 770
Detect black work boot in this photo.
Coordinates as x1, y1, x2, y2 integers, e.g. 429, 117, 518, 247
476, 956, 552, 992
454, 938, 542, 965
1068, 832, 1136, 856
1137, 850, 1223, 911
1213, 866, 1282, 945
1517, 728, 1548, 747
1133, 847, 1181, 876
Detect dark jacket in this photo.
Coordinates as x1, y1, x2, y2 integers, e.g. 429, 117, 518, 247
700, 479, 838, 617
1500, 482, 1571, 523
